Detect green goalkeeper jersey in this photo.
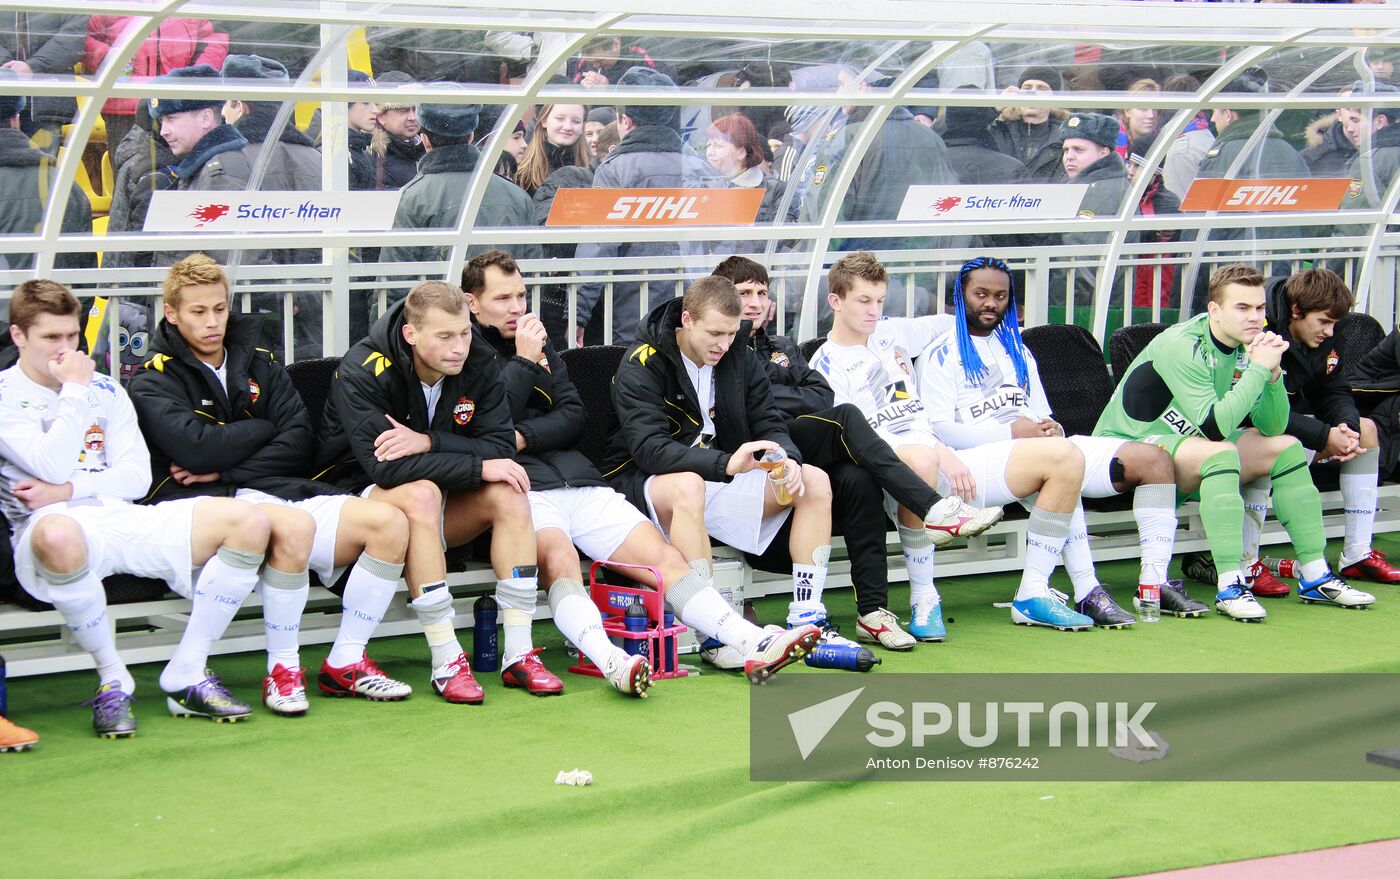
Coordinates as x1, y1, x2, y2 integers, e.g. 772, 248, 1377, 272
1094, 314, 1289, 446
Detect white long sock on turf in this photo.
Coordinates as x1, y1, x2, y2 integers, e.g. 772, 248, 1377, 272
497, 571, 539, 663
1133, 483, 1177, 586
1062, 505, 1099, 602
548, 578, 620, 669
259, 566, 309, 673
1015, 507, 1072, 601
411, 583, 463, 668
669, 570, 764, 653
161, 545, 262, 691
897, 525, 939, 605
328, 554, 402, 667
43, 565, 134, 695
1340, 452, 1380, 567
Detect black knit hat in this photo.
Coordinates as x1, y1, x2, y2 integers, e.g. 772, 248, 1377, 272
148, 64, 224, 119
586, 106, 616, 126
617, 66, 680, 129
1127, 132, 1159, 168
1019, 65, 1063, 92
1060, 112, 1118, 148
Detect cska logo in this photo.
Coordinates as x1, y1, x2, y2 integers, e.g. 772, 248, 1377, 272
1326, 349, 1339, 375
770, 351, 791, 367
453, 396, 475, 426
362, 351, 393, 376
247, 378, 261, 403
892, 349, 912, 376
537, 353, 551, 373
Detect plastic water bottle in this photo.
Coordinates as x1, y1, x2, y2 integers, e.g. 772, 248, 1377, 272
624, 601, 650, 663
473, 596, 499, 672
760, 449, 792, 505
1260, 557, 1298, 578
1135, 584, 1160, 623
804, 642, 881, 671
661, 610, 677, 674
0, 653, 7, 717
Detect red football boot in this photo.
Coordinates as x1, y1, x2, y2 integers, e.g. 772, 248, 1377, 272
430, 653, 485, 704
502, 648, 564, 696
1246, 560, 1291, 598
1340, 549, 1400, 584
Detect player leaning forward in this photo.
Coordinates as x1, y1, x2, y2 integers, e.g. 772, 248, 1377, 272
1095, 263, 1374, 620
917, 256, 1207, 624
0, 280, 273, 734
603, 276, 823, 682
464, 249, 690, 696
128, 254, 414, 716
315, 281, 557, 702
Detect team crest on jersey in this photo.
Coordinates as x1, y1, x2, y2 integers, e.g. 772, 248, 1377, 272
1326, 349, 1340, 375
453, 397, 475, 426
885, 380, 912, 402
537, 353, 551, 373
247, 378, 261, 403
892, 349, 912, 376
78, 422, 105, 462
770, 351, 791, 368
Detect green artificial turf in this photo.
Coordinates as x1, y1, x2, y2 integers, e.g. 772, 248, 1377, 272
7, 537, 1400, 878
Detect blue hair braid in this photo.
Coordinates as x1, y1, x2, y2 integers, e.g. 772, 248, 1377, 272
952, 256, 1030, 390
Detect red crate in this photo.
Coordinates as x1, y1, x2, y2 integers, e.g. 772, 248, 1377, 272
568, 560, 688, 680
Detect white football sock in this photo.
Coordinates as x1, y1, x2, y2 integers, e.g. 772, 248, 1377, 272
1240, 479, 1269, 567
161, 545, 262, 692
412, 583, 463, 668
259, 566, 309, 673
897, 525, 939, 606
1340, 452, 1379, 567
43, 565, 134, 695
669, 570, 763, 654
548, 578, 620, 670
1062, 505, 1100, 602
328, 554, 402, 668
1133, 483, 1177, 586
1016, 507, 1072, 601
497, 572, 539, 664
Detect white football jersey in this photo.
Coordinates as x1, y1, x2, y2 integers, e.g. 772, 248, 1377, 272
917, 331, 1053, 446
0, 364, 151, 532
811, 315, 953, 435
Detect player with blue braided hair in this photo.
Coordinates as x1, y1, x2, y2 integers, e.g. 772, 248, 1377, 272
950, 256, 1030, 392
918, 257, 1208, 627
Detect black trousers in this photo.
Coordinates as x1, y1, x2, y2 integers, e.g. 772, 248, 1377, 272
746, 403, 942, 615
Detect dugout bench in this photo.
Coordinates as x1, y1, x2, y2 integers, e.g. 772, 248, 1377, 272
4, 327, 1399, 677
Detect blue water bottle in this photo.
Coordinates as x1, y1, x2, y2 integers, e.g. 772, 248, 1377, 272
804, 641, 881, 672
473, 596, 499, 672
624, 601, 650, 663
661, 610, 677, 674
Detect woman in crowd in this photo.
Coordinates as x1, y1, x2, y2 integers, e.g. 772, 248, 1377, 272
706, 112, 783, 223
1116, 78, 1161, 159
515, 103, 590, 196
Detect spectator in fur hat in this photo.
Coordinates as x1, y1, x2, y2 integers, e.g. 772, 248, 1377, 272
367, 70, 424, 190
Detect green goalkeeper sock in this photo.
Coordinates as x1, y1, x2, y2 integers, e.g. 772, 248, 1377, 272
1198, 448, 1245, 574
1269, 442, 1325, 564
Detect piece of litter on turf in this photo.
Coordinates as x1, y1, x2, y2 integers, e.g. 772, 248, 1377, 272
1040, 796, 1054, 801
555, 768, 593, 786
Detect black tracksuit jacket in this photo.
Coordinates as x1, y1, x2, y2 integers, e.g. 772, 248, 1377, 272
603, 298, 798, 510
128, 312, 333, 503
1264, 277, 1360, 452
314, 300, 514, 493
475, 321, 608, 491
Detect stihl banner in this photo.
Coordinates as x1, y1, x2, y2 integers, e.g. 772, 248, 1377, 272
545, 188, 763, 226
1180, 178, 1352, 212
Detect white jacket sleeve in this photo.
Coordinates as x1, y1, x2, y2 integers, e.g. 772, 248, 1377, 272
0, 382, 91, 485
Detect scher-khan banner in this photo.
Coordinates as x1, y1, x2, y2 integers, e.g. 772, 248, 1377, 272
145, 191, 402, 232
896, 184, 1089, 222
